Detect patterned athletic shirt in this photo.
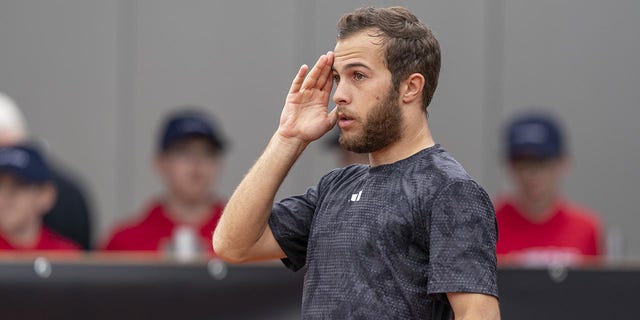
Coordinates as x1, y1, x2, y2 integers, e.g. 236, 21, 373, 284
269, 144, 498, 319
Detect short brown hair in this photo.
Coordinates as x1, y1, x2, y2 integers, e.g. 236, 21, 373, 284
337, 7, 441, 109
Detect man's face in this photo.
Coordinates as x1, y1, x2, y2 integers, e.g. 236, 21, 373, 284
508, 157, 567, 202
332, 30, 403, 153
0, 173, 51, 234
157, 138, 221, 203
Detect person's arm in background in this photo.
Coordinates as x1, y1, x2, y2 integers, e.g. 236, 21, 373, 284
213, 52, 336, 263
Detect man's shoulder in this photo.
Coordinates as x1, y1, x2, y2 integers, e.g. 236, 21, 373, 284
404, 145, 480, 194
423, 145, 472, 179
318, 164, 368, 188
378, 145, 471, 187
326, 163, 368, 177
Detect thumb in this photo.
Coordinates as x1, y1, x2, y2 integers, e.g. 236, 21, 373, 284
328, 106, 338, 126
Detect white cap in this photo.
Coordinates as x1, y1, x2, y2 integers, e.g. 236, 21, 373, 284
0, 92, 29, 144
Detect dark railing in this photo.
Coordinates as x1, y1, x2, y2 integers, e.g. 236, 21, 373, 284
0, 254, 637, 319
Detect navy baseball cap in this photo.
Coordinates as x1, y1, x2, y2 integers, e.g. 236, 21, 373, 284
0, 145, 52, 183
159, 110, 226, 152
505, 112, 565, 160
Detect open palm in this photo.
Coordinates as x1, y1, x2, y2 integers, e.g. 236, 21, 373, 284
278, 52, 337, 144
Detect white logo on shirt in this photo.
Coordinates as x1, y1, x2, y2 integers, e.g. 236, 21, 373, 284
350, 190, 363, 202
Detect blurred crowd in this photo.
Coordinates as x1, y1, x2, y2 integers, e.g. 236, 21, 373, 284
0, 91, 604, 267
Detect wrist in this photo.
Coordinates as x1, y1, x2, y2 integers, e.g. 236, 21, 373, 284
270, 132, 309, 157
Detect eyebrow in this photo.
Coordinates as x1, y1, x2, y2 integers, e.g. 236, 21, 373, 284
331, 62, 373, 73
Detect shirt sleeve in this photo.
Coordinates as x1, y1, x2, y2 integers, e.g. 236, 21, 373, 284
268, 185, 319, 272
427, 179, 499, 298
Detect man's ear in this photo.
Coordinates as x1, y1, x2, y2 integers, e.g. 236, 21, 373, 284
38, 183, 57, 215
400, 73, 425, 104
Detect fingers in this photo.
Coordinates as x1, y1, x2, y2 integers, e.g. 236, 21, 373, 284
327, 105, 338, 126
315, 51, 334, 91
321, 56, 335, 93
289, 51, 334, 96
300, 52, 334, 92
288, 64, 308, 94
300, 55, 326, 92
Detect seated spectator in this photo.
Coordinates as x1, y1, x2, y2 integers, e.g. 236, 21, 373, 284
0, 145, 80, 251
103, 109, 226, 256
0, 92, 93, 250
495, 111, 603, 266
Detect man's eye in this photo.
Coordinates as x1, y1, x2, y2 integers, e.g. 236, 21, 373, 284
354, 72, 365, 80
333, 74, 340, 83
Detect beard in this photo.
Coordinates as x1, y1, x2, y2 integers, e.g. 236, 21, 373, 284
338, 86, 403, 153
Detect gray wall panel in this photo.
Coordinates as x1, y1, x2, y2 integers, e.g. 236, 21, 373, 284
502, 0, 640, 255
0, 1, 120, 245
0, 1, 638, 255
128, 0, 298, 222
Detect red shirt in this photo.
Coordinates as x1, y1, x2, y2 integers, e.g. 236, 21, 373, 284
102, 201, 224, 254
495, 198, 602, 266
0, 227, 80, 251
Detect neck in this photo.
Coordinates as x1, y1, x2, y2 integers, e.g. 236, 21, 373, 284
164, 194, 215, 225
4, 220, 42, 249
514, 194, 559, 223
370, 110, 434, 166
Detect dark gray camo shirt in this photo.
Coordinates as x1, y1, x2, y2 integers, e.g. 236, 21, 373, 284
269, 144, 498, 319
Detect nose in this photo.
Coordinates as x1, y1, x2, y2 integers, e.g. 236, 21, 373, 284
332, 82, 350, 106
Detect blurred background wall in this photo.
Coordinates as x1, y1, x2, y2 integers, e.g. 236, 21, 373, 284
0, 0, 638, 254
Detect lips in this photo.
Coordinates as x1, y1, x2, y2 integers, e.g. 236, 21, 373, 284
338, 112, 356, 128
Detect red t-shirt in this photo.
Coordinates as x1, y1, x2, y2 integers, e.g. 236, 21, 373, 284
0, 227, 80, 251
495, 198, 602, 266
102, 201, 224, 254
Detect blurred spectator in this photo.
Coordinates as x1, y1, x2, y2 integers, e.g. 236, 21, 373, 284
495, 111, 603, 266
103, 109, 226, 256
324, 128, 369, 166
0, 92, 93, 250
0, 145, 80, 251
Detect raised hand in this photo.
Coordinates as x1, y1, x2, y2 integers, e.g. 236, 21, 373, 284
278, 52, 337, 145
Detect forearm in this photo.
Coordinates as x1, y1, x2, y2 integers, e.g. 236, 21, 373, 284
214, 52, 334, 262
447, 292, 500, 320
455, 313, 500, 320
213, 133, 307, 262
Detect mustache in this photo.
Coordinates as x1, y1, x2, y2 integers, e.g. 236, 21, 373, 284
336, 106, 359, 121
